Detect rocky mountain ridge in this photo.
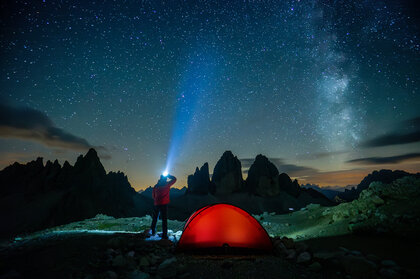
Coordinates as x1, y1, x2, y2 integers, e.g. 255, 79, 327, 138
0, 148, 151, 238
337, 169, 420, 201
172, 151, 335, 219
186, 151, 330, 201
3, 148, 417, 238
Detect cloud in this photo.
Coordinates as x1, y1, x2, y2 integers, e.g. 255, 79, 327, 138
270, 158, 319, 176
240, 157, 319, 177
361, 131, 420, 147
347, 153, 420, 165
296, 150, 348, 160
361, 116, 420, 147
0, 103, 92, 151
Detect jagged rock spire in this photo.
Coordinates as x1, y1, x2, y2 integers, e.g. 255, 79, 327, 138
187, 163, 211, 195
246, 154, 280, 197
211, 151, 243, 195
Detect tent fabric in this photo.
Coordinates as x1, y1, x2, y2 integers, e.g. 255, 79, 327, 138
177, 203, 273, 251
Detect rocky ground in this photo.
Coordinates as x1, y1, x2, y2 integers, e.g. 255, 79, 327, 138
0, 232, 321, 279
1, 230, 416, 279
1, 176, 419, 278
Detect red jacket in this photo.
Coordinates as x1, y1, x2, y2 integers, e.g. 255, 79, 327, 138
152, 178, 177, 205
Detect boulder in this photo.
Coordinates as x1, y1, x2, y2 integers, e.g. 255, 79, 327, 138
112, 255, 127, 267
139, 256, 149, 267
295, 242, 309, 254
211, 151, 243, 195
281, 237, 295, 249
381, 260, 397, 267
273, 238, 287, 255
105, 271, 118, 279
129, 270, 150, 279
296, 252, 311, 264
313, 251, 342, 261
157, 257, 177, 278
340, 255, 377, 278
379, 268, 401, 279
246, 154, 280, 197
366, 254, 381, 264
285, 249, 297, 260
308, 262, 322, 271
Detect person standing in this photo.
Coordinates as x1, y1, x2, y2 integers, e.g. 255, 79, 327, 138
148, 173, 177, 239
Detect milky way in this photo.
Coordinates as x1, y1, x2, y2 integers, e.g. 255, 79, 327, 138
0, 1, 419, 188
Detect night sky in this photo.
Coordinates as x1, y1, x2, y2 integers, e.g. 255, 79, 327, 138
1, 0, 419, 190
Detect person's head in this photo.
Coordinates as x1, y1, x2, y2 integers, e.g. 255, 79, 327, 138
158, 175, 167, 185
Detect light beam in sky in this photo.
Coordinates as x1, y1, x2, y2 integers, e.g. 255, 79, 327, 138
165, 50, 216, 174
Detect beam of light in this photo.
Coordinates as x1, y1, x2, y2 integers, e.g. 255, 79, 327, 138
164, 51, 216, 174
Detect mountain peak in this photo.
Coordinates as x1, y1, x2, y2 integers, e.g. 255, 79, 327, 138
222, 150, 234, 158
212, 151, 243, 195
246, 155, 280, 196
74, 148, 106, 176
255, 154, 269, 163
85, 148, 99, 160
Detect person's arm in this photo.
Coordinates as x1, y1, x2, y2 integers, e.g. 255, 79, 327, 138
166, 175, 177, 187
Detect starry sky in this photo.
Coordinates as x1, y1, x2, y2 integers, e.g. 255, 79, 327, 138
1, 0, 419, 190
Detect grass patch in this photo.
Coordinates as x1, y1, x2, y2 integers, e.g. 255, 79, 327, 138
97, 223, 119, 230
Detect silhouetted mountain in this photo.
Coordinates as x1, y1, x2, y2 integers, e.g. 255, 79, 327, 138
211, 151, 243, 195
246, 154, 280, 196
337, 169, 420, 201
301, 184, 353, 200
0, 148, 151, 238
180, 151, 334, 217
243, 156, 314, 200
278, 173, 301, 198
186, 163, 212, 195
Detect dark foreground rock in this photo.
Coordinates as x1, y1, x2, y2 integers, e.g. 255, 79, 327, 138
1, 232, 417, 279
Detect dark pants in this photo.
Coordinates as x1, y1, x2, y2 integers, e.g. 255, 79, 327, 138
150, 204, 168, 237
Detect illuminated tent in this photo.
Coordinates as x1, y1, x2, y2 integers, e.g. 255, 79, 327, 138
177, 203, 273, 252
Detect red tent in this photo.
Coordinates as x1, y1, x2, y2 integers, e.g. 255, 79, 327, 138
177, 203, 273, 251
